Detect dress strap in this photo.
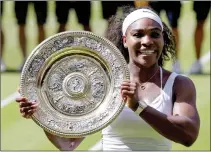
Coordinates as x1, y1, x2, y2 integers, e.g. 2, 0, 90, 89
160, 66, 163, 90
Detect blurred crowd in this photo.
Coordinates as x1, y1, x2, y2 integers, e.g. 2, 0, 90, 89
0, 1, 210, 74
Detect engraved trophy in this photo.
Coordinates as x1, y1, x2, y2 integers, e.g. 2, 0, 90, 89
20, 31, 129, 138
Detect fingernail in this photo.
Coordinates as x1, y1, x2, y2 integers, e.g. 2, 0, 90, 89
32, 100, 36, 104
32, 104, 38, 108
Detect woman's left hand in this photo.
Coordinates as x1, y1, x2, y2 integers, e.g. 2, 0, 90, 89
120, 80, 138, 111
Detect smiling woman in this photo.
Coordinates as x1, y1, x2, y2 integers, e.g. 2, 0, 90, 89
106, 6, 176, 67
123, 16, 164, 68
15, 5, 200, 151
102, 5, 200, 150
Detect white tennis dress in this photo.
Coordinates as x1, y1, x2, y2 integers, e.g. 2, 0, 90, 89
90, 67, 178, 151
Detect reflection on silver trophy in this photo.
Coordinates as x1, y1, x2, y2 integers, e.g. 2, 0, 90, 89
20, 31, 129, 137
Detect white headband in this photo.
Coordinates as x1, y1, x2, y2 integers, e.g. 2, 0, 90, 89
122, 9, 163, 36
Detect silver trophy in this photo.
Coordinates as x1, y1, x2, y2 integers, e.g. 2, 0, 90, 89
20, 31, 129, 138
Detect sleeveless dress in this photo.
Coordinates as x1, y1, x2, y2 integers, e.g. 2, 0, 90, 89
90, 67, 178, 151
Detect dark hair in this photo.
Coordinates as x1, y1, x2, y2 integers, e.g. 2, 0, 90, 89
105, 6, 176, 67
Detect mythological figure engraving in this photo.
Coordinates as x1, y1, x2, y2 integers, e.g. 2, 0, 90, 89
68, 77, 85, 94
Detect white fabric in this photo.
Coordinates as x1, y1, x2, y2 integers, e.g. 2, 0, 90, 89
92, 69, 179, 151
122, 9, 163, 36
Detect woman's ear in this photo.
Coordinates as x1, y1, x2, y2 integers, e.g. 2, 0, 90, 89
122, 36, 128, 48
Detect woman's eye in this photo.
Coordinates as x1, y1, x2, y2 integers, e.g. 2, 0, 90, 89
133, 33, 144, 38
151, 32, 161, 38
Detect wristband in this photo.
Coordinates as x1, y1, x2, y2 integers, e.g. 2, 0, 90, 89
135, 101, 148, 115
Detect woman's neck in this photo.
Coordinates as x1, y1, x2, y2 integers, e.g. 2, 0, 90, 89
128, 62, 160, 83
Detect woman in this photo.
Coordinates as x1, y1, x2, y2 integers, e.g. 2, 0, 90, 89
16, 6, 200, 151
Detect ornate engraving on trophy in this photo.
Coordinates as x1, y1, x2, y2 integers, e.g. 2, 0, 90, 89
68, 77, 84, 93
47, 119, 56, 128
87, 67, 98, 76
39, 46, 55, 60
26, 84, 38, 102
48, 73, 63, 92
28, 57, 45, 77
65, 122, 74, 131
53, 37, 74, 50
62, 73, 87, 98
91, 78, 105, 98
20, 31, 129, 137
25, 77, 37, 84
43, 55, 108, 116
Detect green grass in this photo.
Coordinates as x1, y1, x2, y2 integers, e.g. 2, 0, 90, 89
1, 1, 210, 151
1, 73, 20, 100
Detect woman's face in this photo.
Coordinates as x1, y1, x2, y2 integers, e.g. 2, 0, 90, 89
123, 18, 164, 68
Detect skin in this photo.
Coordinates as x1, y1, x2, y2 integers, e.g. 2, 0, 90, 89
16, 18, 200, 150
121, 18, 200, 147
122, 18, 165, 108
194, 20, 205, 60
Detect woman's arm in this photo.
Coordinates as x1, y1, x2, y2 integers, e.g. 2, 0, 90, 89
15, 91, 85, 150
44, 130, 85, 151
138, 75, 200, 147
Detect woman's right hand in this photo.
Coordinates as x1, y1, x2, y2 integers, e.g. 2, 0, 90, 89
120, 80, 138, 111
15, 95, 38, 119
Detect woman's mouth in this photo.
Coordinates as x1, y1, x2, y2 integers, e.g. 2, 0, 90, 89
138, 50, 156, 55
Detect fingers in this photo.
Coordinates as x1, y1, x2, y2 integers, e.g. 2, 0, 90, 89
19, 100, 36, 108
19, 101, 30, 108
120, 80, 137, 101
16, 96, 38, 118
121, 81, 137, 92
121, 89, 135, 95
16, 87, 38, 119
15, 97, 27, 103
21, 108, 37, 118
121, 85, 136, 92
121, 81, 136, 91
20, 104, 37, 113
20, 106, 30, 113
121, 80, 136, 87
20, 103, 38, 118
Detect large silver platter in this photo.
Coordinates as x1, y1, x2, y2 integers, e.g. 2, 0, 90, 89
20, 31, 129, 138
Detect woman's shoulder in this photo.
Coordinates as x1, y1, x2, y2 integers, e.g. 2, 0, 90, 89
163, 69, 193, 83
172, 73, 196, 95
174, 74, 194, 85
163, 69, 195, 90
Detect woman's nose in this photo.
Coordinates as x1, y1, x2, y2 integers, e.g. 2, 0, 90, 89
141, 35, 153, 46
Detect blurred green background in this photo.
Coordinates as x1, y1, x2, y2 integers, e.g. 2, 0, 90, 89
1, 1, 210, 151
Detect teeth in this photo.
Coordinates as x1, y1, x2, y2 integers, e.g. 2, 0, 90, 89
140, 50, 155, 54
